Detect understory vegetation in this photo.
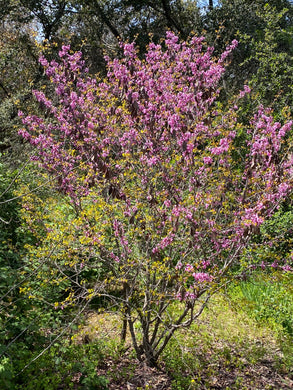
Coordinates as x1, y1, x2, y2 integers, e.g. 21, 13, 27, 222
2, 273, 293, 389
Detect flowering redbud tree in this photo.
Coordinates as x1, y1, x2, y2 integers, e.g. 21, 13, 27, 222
19, 32, 293, 366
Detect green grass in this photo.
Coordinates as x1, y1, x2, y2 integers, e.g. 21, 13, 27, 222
162, 295, 286, 389
227, 272, 293, 336
161, 272, 293, 389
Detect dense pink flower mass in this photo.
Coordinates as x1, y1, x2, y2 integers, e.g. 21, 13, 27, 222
19, 33, 293, 303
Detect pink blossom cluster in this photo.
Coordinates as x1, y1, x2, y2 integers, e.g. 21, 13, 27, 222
19, 33, 293, 302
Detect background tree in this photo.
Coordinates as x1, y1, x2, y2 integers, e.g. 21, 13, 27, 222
203, 0, 293, 102
0, 6, 41, 159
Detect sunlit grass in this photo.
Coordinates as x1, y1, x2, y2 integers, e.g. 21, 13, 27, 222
72, 285, 293, 389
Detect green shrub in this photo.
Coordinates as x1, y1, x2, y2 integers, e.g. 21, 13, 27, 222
18, 340, 110, 390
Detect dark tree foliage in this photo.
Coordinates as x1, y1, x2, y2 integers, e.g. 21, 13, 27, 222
200, 0, 293, 106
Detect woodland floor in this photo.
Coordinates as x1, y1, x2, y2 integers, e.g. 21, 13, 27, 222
95, 357, 293, 390
93, 340, 293, 390
73, 298, 293, 390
